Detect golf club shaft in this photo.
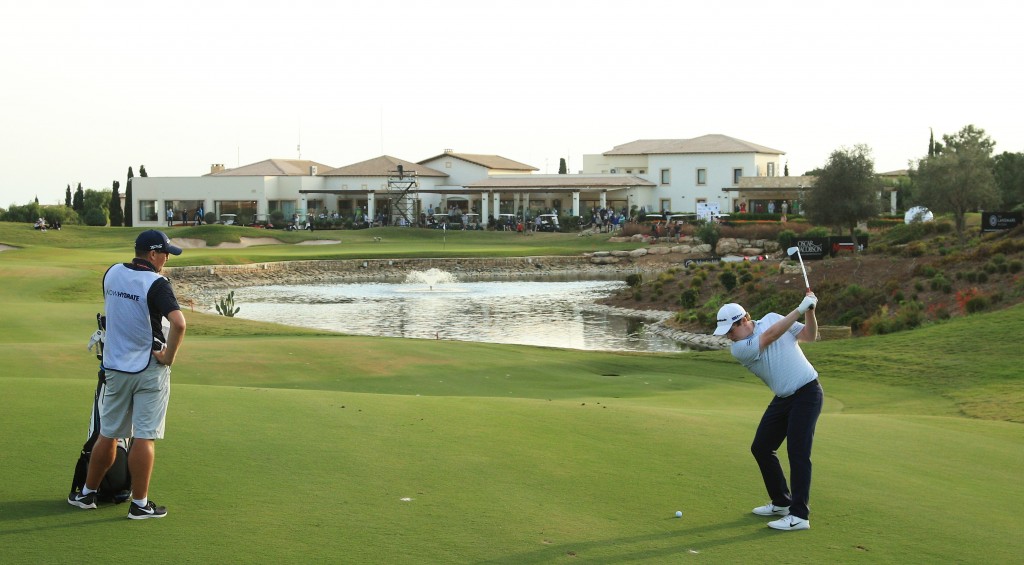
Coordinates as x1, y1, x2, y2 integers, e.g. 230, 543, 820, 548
798, 255, 811, 291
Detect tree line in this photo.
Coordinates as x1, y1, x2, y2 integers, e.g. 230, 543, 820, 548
0, 166, 146, 227
802, 124, 1022, 245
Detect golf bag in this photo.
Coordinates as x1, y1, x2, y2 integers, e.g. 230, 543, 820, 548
69, 314, 132, 504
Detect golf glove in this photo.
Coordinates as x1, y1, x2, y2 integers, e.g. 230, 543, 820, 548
797, 295, 817, 314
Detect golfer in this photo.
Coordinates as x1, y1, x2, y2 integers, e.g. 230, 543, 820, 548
68, 230, 186, 519
713, 292, 821, 531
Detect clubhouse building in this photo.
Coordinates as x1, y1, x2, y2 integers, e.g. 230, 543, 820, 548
130, 134, 801, 226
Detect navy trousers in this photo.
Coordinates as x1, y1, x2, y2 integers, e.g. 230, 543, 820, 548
750, 379, 823, 520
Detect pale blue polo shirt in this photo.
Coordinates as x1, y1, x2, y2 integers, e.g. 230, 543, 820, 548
731, 312, 818, 398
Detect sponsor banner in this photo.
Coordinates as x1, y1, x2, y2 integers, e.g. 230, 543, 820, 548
981, 212, 1023, 232
791, 238, 829, 260
828, 235, 869, 257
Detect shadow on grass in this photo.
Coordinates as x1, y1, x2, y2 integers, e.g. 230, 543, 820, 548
474, 516, 773, 564
0, 499, 131, 534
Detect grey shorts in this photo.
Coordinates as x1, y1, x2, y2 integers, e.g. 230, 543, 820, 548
100, 358, 171, 440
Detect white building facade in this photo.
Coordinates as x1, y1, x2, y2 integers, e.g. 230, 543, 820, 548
129, 135, 787, 227
582, 134, 785, 214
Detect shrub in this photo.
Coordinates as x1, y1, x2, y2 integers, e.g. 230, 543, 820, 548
719, 271, 738, 291
777, 229, 797, 250
695, 222, 721, 248
930, 274, 950, 292
914, 264, 937, 278
83, 208, 109, 226
862, 302, 925, 335
679, 289, 699, 309
625, 274, 643, 287
904, 242, 927, 257
1009, 260, 1023, 274
966, 295, 990, 314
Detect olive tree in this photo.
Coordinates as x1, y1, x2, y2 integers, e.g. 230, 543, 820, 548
802, 144, 879, 235
913, 125, 999, 244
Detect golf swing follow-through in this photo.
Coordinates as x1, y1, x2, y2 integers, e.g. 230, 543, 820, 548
714, 249, 822, 531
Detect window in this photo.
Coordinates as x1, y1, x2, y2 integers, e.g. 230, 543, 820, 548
269, 200, 297, 217
767, 163, 775, 177
733, 168, 743, 184
660, 169, 671, 184
639, 169, 646, 174
659, 199, 672, 213
139, 201, 158, 222
215, 200, 258, 223
697, 169, 707, 185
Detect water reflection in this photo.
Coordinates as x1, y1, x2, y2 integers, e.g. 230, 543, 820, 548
227, 274, 691, 352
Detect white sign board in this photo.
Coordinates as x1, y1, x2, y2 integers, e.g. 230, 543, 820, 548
696, 202, 722, 222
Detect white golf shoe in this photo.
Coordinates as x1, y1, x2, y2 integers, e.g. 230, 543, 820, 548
752, 503, 790, 516
767, 515, 809, 531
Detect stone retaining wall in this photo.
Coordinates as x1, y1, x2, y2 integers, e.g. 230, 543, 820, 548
165, 255, 644, 290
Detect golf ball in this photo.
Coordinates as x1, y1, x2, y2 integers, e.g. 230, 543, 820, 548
675, 511, 683, 518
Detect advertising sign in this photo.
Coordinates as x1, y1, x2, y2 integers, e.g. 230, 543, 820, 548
981, 212, 1022, 232
791, 238, 829, 260
828, 235, 869, 256
792, 236, 869, 259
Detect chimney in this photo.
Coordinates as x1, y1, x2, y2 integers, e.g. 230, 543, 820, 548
210, 163, 225, 174
310, 165, 318, 176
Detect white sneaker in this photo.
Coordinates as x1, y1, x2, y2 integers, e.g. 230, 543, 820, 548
768, 515, 809, 531
752, 503, 790, 516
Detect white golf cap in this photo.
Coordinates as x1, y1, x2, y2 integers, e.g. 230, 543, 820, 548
713, 303, 747, 336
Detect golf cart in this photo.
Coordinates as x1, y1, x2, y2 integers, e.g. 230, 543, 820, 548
218, 214, 238, 225
667, 213, 698, 224
429, 213, 450, 229
247, 214, 274, 229
536, 213, 560, 232
497, 213, 519, 231
464, 213, 483, 230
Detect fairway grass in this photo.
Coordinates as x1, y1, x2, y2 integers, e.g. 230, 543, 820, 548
2, 224, 1023, 563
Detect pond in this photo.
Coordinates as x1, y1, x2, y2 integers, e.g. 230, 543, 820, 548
225, 269, 693, 352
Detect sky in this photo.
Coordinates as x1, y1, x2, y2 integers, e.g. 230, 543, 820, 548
2, 0, 1021, 207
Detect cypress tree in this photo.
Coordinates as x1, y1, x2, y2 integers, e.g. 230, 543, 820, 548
109, 180, 124, 226
125, 167, 134, 227
558, 158, 567, 174
65, 184, 72, 207
73, 183, 85, 212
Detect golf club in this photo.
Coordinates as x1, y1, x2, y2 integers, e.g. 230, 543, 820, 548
787, 245, 813, 296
